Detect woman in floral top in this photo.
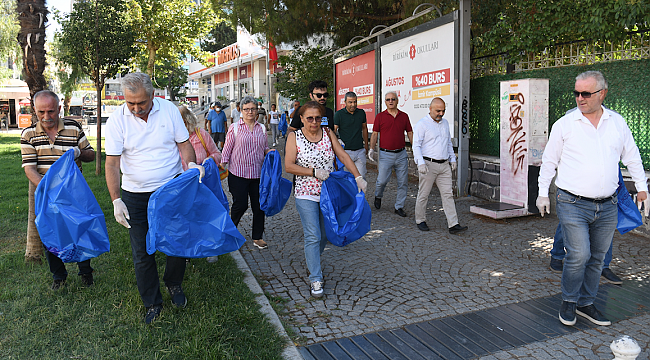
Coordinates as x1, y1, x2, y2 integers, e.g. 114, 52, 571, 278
285, 101, 367, 298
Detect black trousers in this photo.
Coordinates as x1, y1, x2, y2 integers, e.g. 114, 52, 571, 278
43, 244, 93, 281
227, 173, 265, 240
122, 190, 187, 308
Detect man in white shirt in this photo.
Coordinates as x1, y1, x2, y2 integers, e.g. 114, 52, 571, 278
230, 102, 241, 126
105, 72, 205, 324
412, 97, 468, 234
537, 70, 648, 327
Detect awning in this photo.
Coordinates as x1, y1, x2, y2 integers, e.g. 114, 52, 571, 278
0, 79, 30, 100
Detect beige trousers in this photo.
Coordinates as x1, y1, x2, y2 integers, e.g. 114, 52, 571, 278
25, 181, 43, 261
415, 160, 458, 228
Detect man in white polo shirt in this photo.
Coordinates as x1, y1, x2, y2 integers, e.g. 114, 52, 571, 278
105, 72, 204, 324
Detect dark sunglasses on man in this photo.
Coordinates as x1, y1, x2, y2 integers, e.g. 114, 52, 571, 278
311, 92, 329, 99
573, 89, 603, 98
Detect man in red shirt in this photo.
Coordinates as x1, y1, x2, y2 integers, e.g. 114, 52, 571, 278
368, 91, 413, 217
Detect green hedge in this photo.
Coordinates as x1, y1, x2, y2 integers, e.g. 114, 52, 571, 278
469, 58, 650, 169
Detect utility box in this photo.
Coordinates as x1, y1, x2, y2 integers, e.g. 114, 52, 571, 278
471, 78, 549, 218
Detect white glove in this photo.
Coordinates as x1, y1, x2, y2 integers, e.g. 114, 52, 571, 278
418, 164, 428, 175
355, 176, 367, 193
187, 162, 205, 183
314, 169, 330, 181
536, 196, 551, 217
202, 157, 211, 166
637, 196, 650, 217
368, 149, 376, 162
338, 139, 345, 147
72, 147, 81, 159
113, 198, 131, 228
450, 162, 457, 172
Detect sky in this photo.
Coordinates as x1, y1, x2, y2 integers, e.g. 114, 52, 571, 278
45, 0, 72, 38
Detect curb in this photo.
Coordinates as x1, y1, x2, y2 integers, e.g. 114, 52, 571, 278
231, 250, 304, 360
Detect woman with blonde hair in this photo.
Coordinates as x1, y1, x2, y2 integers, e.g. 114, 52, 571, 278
178, 105, 222, 169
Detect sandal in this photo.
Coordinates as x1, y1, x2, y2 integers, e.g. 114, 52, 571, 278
253, 239, 268, 249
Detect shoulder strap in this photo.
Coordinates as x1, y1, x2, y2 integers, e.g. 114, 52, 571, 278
194, 129, 210, 153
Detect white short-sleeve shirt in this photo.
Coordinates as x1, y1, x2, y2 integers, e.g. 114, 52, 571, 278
105, 98, 189, 192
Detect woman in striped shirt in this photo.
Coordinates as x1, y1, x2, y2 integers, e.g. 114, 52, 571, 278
221, 96, 276, 249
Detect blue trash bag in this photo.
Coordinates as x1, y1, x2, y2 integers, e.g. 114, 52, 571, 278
259, 151, 292, 216
616, 169, 643, 234
146, 168, 246, 258
320, 171, 371, 246
279, 114, 288, 136
34, 149, 110, 263
202, 158, 230, 214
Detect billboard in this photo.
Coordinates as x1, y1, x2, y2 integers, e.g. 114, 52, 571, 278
380, 22, 455, 136
335, 50, 376, 125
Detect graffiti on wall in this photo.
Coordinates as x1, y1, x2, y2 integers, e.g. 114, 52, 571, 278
506, 93, 527, 175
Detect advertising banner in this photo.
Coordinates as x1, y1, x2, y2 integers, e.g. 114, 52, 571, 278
380, 22, 455, 136
335, 50, 376, 125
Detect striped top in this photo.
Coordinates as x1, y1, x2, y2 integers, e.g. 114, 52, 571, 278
221, 119, 269, 179
21, 118, 93, 174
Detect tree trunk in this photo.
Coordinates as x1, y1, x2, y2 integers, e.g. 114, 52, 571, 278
17, 0, 48, 263
95, 80, 103, 175
146, 46, 157, 76
63, 95, 71, 116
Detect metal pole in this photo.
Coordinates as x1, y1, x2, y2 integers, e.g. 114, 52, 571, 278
457, 0, 471, 196
236, 52, 240, 100
266, 43, 271, 107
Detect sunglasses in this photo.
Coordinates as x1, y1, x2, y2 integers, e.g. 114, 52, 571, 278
304, 116, 322, 123
242, 107, 257, 112
385, 98, 397, 102
311, 92, 329, 99
573, 89, 603, 98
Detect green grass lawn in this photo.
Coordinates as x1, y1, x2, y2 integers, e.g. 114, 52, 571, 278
0, 133, 285, 359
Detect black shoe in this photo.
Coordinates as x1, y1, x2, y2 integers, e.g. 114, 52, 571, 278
549, 258, 563, 273
394, 208, 407, 217
559, 301, 576, 326
449, 224, 468, 234
167, 285, 187, 308
576, 304, 611, 326
417, 222, 429, 231
374, 197, 381, 209
51, 279, 66, 291
144, 304, 163, 324
601, 268, 623, 285
80, 273, 94, 287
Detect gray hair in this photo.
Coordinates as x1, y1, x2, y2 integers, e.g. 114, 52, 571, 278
344, 92, 357, 102
33, 90, 59, 104
576, 71, 608, 90
384, 91, 398, 100
241, 95, 257, 109
122, 72, 155, 95
178, 105, 199, 133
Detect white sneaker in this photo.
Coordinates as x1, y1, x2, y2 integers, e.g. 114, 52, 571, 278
310, 281, 324, 298
272, 142, 276, 147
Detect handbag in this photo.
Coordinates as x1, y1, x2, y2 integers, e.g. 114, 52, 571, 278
195, 128, 228, 180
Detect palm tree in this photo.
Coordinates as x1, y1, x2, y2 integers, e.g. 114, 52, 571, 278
16, 0, 48, 264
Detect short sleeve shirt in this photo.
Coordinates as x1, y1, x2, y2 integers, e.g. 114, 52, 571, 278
333, 108, 366, 150
104, 98, 189, 192
212, 111, 227, 133
21, 118, 93, 174
372, 109, 412, 150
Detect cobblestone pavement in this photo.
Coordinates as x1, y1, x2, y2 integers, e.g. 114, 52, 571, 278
229, 139, 650, 358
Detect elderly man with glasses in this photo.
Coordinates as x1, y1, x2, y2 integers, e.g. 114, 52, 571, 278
537, 70, 648, 327
368, 91, 413, 217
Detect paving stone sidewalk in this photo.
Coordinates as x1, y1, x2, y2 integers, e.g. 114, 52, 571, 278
229, 139, 650, 358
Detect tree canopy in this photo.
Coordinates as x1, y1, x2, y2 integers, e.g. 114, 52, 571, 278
129, 0, 215, 75
274, 45, 333, 106
0, 0, 19, 79
201, 21, 237, 53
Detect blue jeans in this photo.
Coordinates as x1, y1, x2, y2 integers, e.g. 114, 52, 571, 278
122, 190, 187, 308
295, 198, 328, 283
556, 189, 618, 306
374, 149, 409, 210
551, 224, 613, 268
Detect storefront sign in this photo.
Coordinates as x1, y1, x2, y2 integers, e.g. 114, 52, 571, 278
217, 44, 239, 65
18, 114, 32, 128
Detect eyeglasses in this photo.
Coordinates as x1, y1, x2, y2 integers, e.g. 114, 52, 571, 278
242, 107, 257, 112
385, 98, 397, 102
311, 92, 329, 99
304, 116, 322, 123
573, 89, 603, 98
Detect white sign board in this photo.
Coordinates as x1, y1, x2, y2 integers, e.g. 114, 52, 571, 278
380, 22, 455, 136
